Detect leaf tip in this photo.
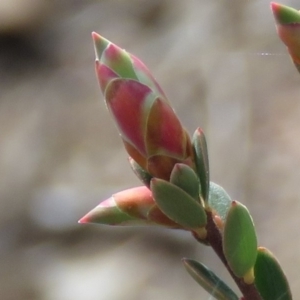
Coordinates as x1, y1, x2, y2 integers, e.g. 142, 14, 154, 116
231, 200, 238, 207
78, 216, 88, 224
270, 2, 280, 13
271, 2, 300, 24
243, 267, 255, 285
193, 227, 207, 240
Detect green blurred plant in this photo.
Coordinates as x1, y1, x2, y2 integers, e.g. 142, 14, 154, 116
79, 4, 295, 299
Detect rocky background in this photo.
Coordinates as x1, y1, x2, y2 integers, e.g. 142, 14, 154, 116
0, 0, 299, 299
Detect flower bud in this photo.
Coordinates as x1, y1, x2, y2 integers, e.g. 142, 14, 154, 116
79, 186, 180, 228
93, 32, 194, 180
271, 2, 300, 71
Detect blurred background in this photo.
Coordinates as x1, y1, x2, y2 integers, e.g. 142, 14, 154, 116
0, 0, 299, 299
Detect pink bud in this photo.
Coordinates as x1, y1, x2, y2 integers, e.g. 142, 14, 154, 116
93, 32, 195, 180
79, 186, 180, 228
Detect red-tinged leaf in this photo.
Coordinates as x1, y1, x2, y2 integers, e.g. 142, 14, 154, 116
271, 2, 300, 25
130, 54, 167, 99
123, 140, 148, 171
92, 32, 110, 60
114, 186, 154, 219
271, 3, 300, 69
129, 157, 152, 188
93, 32, 167, 100
95, 61, 119, 93
79, 186, 180, 228
105, 78, 156, 156
78, 197, 138, 225
147, 205, 181, 228
101, 43, 138, 80
276, 23, 300, 64
146, 97, 186, 158
147, 154, 184, 181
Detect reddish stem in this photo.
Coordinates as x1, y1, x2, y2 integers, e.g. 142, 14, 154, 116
196, 211, 262, 300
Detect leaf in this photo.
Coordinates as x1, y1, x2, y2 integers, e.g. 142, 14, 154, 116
208, 182, 232, 222
192, 128, 210, 202
271, 3, 300, 73
129, 157, 152, 188
78, 199, 140, 226
170, 163, 200, 201
254, 247, 292, 300
182, 258, 239, 300
271, 2, 300, 25
79, 186, 159, 227
151, 178, 207, 230
104, 78, 155, 157
130, 54, 168, 100
92, 32, 110, 60
223, 201, 257, 279
92, 32, 138, 80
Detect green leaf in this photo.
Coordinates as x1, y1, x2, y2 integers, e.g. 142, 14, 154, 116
92, 32, 110, 60
271, 3, 300, 75
183, 258, 239, 300
192, 128, 210, 202
208, 182, 232, 222
78, 201, 139, 225
92, 33, 138, 80
101, 44, 138, 80
129, 157, 152, 188
223, 201, 257, 279
271, 2, 300, 25
254, 247, 292, 300
170, 163, 200, 201
151, 178, 207, 230
131, 55, 168, 101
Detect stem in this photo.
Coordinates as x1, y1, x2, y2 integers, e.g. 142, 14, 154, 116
198, 211, 262, 300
